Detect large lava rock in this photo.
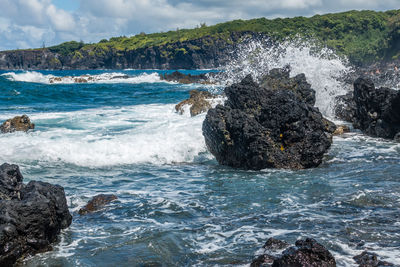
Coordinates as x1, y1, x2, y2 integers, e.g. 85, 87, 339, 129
202, 69, 334, 170
251, 238, 336, 267
0, 163, 72, 266
334, 77, 400, 140
352, 77, 400, 139
0, 115, 35, 133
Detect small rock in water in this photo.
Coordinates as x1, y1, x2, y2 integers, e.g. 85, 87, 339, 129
334, 125, 351, 136
203, 68, 334, 170
251, 238, 336, 267
0, 115, 35, 133
353, 251, 396, 267
262, 238, 290, 251
175, 90, 217, 116
79, 194, 118, 215
161, 71, 210, 84
0, 163, 72, 266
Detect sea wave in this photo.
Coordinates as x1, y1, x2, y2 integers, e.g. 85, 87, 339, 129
1, 71, 164, 84
0, 104, 211, 167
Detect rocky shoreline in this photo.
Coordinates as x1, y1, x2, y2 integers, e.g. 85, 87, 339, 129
0, 163, 72, 266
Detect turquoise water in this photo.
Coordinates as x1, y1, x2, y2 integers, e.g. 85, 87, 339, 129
0, 70, 399, 266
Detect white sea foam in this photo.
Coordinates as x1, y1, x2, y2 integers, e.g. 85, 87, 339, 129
1, 71, 163, 84
214, 38, 352, 117
0, 104, 210, 167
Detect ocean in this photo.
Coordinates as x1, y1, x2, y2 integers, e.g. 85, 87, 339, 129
1, 44, 400, 266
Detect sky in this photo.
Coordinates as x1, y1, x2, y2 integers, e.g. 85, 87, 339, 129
0, 0, 398, 51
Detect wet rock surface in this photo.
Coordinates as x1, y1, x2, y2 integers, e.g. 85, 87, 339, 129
175, 90, 218, 116
202, 69, 334, 170
0, 163, 72, 266
334, 77, 400, 140
259, 67, 316, 106
251, 238, 336, 267
0, 115, 35, 133
333, 125, 351, 136
334, 92, 357, 123
79, 194, 118, 215
352, 77, 400, 139
353, 251, 397, 267
161, 71, 210, 84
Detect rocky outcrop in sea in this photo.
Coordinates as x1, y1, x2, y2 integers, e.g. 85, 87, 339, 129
0, 115, 35, 133
79, 194, 118, 215
175, 90, 219, 117
0, 163, 72, 266
251, 238, 336, 267
202, 68, 335, 170
335, 77, 400, 140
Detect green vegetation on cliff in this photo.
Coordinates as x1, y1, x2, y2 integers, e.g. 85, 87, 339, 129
27, 9, 400, 66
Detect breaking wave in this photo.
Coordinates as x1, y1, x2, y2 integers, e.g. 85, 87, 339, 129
213, 38, 353, 117
1, 71, 163, 84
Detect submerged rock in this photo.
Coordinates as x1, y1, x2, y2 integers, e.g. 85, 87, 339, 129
175, 90, 217, 116
0, 115, 35, 133
0, 163, 72, 266
202, 69, 334, 170
79, 194, 118, 215
251, 238, 336, 267
353, 251, 396, 267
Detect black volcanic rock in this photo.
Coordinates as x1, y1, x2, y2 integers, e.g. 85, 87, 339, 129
79, 194, 118, 215
353, 251, 397, 267
273, 238, 336, 267
0, 163, 72, 266
263, 238, 290, 251
334, 92, 357, 123
202, 69, 334, 170
0, 115, 35, 133
251, 238, 336, 267
161, 71, 210, 84
260, 67, 316, 106
352, 77, 400, 139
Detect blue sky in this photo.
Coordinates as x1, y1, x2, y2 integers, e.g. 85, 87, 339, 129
0, 0, 398, 51
52, 0, 79, 11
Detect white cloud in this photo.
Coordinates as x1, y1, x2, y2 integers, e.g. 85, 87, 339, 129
46, 5, 76, 31
0, 0, 399, 50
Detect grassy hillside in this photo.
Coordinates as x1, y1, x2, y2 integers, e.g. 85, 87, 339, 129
34, 9, 400, 65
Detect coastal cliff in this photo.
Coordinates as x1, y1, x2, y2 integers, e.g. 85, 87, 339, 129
0, 33, 243, 70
